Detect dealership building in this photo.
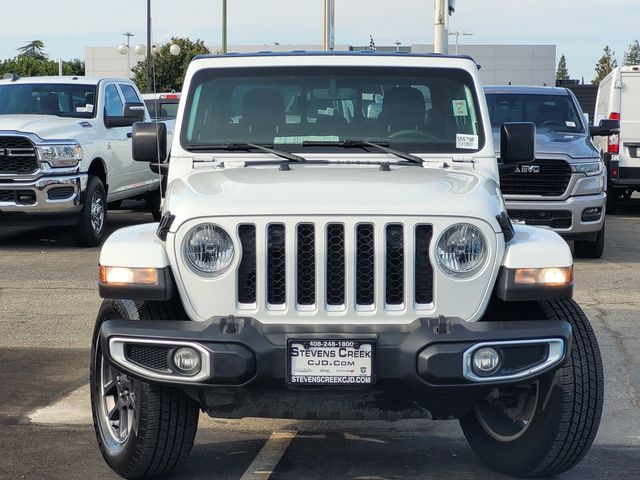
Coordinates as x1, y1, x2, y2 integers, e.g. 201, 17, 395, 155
85, 43, 556, 87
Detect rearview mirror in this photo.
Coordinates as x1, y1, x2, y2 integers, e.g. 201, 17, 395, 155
589, 119, 619, 137
105, 102, 146, 128
132, 122, 167, 163
500, 122, 535, 164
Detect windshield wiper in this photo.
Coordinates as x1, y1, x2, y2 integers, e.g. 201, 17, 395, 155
302, 139, 424, 165
188, 142, 306, 162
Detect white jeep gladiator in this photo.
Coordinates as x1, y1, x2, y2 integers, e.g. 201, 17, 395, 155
91, 52, 603, 478
0, 76, 165, 246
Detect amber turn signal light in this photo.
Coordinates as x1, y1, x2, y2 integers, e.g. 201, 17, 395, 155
514, 267, 573, 286
99, 265, 159, 285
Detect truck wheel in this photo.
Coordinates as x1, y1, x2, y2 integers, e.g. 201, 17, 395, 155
74, 176, 107, 247
460, 299, 603, 478
574, 222, 605, 259
90, 299, 199, 479
145, 188, 162, 222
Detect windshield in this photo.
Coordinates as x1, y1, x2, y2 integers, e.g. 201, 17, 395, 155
0, 83, 97, 118
182, 66, 484, 153
485, 92, 584, 134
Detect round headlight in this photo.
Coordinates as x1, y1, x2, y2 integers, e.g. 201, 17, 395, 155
436, 223, 487, 277
183, 224, 234, 275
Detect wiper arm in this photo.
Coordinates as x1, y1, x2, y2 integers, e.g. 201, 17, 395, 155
188, 142, 306, 162
302, 139, 423, 165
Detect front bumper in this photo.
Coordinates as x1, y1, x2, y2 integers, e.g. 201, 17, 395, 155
0, 173, 87, 219
506, 192, 605, 240
100, 316, 571, 419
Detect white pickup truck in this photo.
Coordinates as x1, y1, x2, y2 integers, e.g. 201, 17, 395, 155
0, 76, 165, 246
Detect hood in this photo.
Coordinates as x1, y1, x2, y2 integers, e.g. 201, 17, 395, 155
0, 114, 96, 140
166, 165, 504, 232
492, 128, 599, 160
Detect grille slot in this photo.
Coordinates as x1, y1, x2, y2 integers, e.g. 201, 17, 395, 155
0, 136, 38, 174
0, 190, 15, 202
355, 224, 375, 306
326, 224, 346, 306
508, 209, 572, 229
237, 224, 257, 304
415, 225, 434, 304
47, 186, 75, 200
385, 224, 404, 306
500, 159, 572, 197
125, 344, 171, 372
297, 223, 315, 306
501, 344, 548, 372
267, 224, 286, 306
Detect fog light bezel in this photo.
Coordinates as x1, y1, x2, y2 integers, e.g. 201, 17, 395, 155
581, 207, 602, 222
472, 347, 501, 376
172, 347, 202, 376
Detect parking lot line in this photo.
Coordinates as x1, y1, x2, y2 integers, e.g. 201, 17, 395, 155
28, 384, 92, 425
239, 430, 297, 480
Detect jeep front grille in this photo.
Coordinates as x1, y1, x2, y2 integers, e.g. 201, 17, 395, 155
0, 136, 38, 174
236, 221, 434, 312
500, 159, 572, 197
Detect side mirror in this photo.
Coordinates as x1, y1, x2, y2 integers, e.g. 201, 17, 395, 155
500, 122, 535, 163
132, 122, 167, 163
105, 102, 146, 128
589, 119, 620, 137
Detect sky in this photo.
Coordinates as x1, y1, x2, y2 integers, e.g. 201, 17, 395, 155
1, 0, 638, 81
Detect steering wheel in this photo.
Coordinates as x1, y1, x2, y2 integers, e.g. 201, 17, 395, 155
537, 120, 567, 130
388, 129, 437, 140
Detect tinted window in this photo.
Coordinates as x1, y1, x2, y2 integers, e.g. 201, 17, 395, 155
182, 66, 484, 153
119, 84, 141, 104
486, 93, 584, 133
104, 84, 123, 116
145, 99, 179, 119
0, 83, 97, 118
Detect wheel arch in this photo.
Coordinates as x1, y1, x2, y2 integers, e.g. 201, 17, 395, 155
88, 157, 108, 194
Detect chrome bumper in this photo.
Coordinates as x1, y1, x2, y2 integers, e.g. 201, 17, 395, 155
0, 173, 88, 213
506, 192, 606, 237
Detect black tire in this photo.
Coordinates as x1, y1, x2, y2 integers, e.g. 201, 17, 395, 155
460, 299, 604, 478
145, 188, 162, 222
90, 299, 199, 479
574, 222, 605, 259
74, 175, 107, 247
606, 189, 619, 214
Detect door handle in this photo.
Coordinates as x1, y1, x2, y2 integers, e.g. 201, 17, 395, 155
127, 132, 133, 138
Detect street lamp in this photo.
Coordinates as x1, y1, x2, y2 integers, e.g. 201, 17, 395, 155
394, 40, 402, 52
118, 32, 134, 78
449, 31, 473, 55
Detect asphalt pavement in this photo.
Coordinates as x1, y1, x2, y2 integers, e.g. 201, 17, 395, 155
1, 200, 639, 479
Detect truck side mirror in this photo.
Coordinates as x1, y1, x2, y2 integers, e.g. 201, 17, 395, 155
500, 122, 535, 163
105, 102, 146, 128
589, 119, 619, 137
132, 122, 167, 163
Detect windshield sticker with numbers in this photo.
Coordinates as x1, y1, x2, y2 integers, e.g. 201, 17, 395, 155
456, 134, 478, 149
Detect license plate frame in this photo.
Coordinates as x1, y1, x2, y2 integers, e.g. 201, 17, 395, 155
287, 339, 376, 386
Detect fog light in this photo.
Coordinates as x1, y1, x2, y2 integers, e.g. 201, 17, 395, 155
472, 347, 501, 376
581, 207, 602, 222
172, 347, 201, 375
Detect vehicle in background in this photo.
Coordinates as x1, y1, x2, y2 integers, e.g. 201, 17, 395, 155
141, 92, 180, 120
593, 66, 640, 213
0, 75, 164, 246
92, 52, 603, 478
485, 85, 616, 258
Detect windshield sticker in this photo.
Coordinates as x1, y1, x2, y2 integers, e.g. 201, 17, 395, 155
452, 100, 468, 117
456, 134, 478, 149
85, 104, 94, 113
76, 106, 86, 113
275, 135, 340, 144
566, 121, 576, 127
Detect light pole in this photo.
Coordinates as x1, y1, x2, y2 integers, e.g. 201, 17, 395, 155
449, 31, 473, 55
222, 0, 227, 53
146, 0, 153, 92
394, 40, 402, 52
123, 32, 134, 78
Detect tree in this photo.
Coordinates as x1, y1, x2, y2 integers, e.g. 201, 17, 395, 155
623, 39, 640, 66
556, 54, 569, 81
132, 37, 210, 93
0, 56, 84, 78
17, 40, 48, 60
593, 46, 617, 84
